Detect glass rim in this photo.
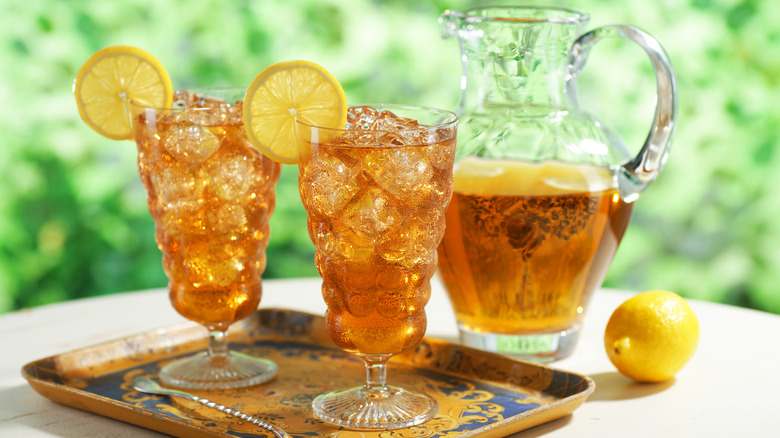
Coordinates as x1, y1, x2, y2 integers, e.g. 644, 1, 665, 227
127, 86, 246, 112
453, 5, 589, 24
294, 103, 458, 133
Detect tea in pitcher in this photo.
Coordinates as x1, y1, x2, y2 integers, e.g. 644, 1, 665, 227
438, 5, 677, 360
437, 157, 633, 358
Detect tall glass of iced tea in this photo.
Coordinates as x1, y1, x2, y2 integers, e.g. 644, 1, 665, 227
129, 88, 281, 389
297, 104, 457, 429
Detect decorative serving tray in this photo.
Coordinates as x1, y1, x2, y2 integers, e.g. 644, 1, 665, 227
22, 308, 593, 437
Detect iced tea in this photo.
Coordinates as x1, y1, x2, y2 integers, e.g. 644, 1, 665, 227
437, 158, 632, 346
132, 91, 281, 331
298, 106, 457, 356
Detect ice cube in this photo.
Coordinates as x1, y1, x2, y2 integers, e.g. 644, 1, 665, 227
149, 163, 202, 205
172, 89, 191, 108
203, 150, 255, 201
325, 134, 357, 148
342, 187, 401, 240
174, 108, 223, 126
301, 153, 360, 216
171, 90, 242, 121
206, 203, 247, 234
373, 115, 436, 146
361, 148, 433, 201
342, 131, 385, 150
157, 199, 207, 236
332, 227, 375, 262
190, 92, 232, 109
377, 219, 440, 263
346, 106, 380, 130
399, 128, 434, 146
373, 115, 420, 133
162, 124, 221, 163
377, 132, 406, 147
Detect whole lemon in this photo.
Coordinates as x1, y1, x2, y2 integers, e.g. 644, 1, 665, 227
604, 290, 700, 383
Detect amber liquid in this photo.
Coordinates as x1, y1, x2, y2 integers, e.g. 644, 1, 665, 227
134, 106, 280, 331
299, 116, 456, 356
437, 158, 632, 334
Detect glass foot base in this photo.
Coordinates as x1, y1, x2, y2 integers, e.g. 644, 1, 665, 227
312, 385, 438, 429
458, 323, 581, 362
160, 351, 278, 389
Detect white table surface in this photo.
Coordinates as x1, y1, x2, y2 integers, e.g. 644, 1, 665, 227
2, 277, 780, 437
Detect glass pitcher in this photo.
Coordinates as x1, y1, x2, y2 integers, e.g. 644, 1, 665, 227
437, 6, 677, 361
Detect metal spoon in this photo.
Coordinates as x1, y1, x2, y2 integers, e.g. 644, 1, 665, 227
132, 376, 291, 438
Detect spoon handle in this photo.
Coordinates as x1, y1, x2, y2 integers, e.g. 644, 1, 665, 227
132, 377, 290, 438
187, 394, 289, 438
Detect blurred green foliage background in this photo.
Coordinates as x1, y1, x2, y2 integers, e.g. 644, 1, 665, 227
2, 0, 779, 314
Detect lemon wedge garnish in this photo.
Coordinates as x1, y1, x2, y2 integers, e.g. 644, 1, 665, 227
243, 60, 347, 164
73, 45, 173, 140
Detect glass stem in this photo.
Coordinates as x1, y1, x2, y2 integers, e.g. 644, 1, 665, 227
208, 330, 229, 358
363, 355, 390, 391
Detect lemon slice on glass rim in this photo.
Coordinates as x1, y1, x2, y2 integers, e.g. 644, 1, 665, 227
243, 60, 348, 164
73, 45, 174, 140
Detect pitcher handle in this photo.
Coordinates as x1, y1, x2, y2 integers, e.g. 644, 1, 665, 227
567, 25, 678, 201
